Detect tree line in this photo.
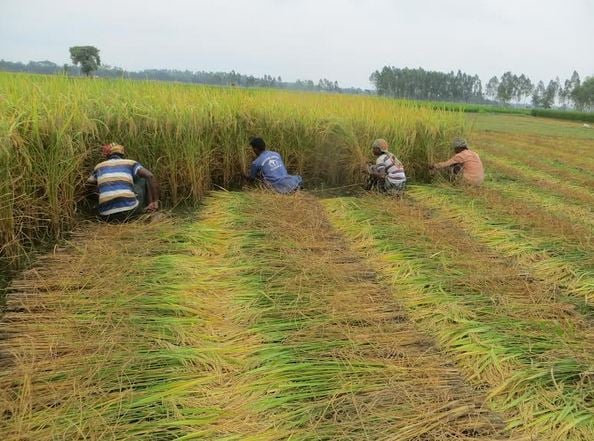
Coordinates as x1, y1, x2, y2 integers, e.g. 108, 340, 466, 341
370, 67, 484, 103
371, 66, 594, 111
2, 51, 592, 110
0, 59, 370, 95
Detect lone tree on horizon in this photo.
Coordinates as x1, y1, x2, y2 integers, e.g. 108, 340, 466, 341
69, 46, 101, 76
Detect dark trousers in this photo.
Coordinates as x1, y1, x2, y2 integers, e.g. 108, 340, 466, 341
448, 164, 463, 181
364, 175, 383, 192
99, 178, 148, 223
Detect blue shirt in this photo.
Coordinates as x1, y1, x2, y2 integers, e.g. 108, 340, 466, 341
250, 150, 302, 194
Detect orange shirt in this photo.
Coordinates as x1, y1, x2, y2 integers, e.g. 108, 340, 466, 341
436, 149, 484, 185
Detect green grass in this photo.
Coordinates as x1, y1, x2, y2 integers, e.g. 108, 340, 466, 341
426, 101, 530, 115
531, 108, 594, 123
467, 113, 594, 139
411, 99, 594, 125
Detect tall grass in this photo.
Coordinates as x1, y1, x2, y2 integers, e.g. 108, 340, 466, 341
0, 72, 464, 269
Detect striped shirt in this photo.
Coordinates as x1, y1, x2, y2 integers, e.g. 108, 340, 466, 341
87, 157, 143, 216
376, 152, 406, 185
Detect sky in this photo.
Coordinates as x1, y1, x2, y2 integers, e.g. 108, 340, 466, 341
1, 0, 593, 89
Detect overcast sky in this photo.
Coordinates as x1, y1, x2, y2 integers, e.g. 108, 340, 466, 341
1, 0, 593, 88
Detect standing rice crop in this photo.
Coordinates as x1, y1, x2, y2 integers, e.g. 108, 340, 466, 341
0, 72, 463, 269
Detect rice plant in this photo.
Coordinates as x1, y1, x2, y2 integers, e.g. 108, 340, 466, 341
0, 72, 464, 269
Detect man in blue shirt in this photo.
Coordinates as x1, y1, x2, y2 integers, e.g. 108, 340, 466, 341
247, 137, 303, 194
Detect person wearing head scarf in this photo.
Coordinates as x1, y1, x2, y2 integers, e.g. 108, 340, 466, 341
86, 143, 160, 222
365, 138, 406, 195
430, 137, 484, 185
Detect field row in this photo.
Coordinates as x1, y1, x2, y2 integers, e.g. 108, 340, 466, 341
2, 187, 593, 440
0, 192, 506, 440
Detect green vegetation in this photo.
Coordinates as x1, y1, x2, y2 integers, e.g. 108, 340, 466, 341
69, 46, 101, 77
429, 101, 530, 115
467, 113, 594, 139
531, 108, 594, 123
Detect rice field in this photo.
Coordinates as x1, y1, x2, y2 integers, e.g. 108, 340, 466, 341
0, 72, 462, 269
1, 73, 594, 440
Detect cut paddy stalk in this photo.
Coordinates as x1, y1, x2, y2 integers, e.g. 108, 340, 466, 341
473, 135, 594, 192
415, 183, 594, 250
480, 152, 594, 209
0, 202, 280, 440
323, 195, 594, 440
407, 186, 593, 302
1, 191, 508, 440
472, 132, 594, 177
222, 191, 506, 440
482, 178, 594, 235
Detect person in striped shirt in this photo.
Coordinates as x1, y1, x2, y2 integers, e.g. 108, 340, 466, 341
365, 139, 407, 195
87, 143, 160, 222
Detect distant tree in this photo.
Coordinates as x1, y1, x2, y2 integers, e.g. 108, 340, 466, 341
248, 75, 257, 87
531, 81, 546, 107
561, 71, 580, 107
572, 76, 594, 111
485, 76, 499, 101
69, 46, 101, 76
517, 74, 533, 104
496, 72, 516, 104
541, 78, 560, 109
0, 58, 362, 93
370, 66, 484, 102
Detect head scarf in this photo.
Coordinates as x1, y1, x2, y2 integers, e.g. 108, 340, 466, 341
372, 138, 389, 152
102, 143, 125, 157
452, 137, 468, 149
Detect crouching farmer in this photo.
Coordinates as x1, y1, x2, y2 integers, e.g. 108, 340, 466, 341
430, 137, 484, 186
246, 137, 303, 194
87, 143, 160, 222
365, 138, 406, 195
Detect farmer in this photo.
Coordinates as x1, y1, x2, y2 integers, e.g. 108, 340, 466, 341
430, 137, 484, 185
364, 138, 406, 195
86, 143, 160, 222
246, 137, 303, 193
